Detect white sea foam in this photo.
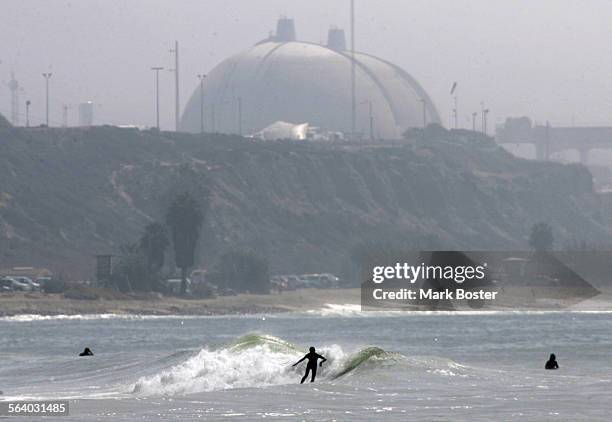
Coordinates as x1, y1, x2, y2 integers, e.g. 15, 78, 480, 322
0, 313, 263, 322
127, 330, 467, 397
0, 314, 203, 322
131, 339, 370, 396
305, 304, 612, 317
131, 344, 299, 396
5, 306, 610, 323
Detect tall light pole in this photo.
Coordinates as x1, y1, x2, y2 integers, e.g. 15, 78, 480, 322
237, 96, 243, 136
450, 82, 458, 129
480, 102, 485, 134
360, 99, 374, 142
481, 103, 490, 135
42, 72, 52, 126
197, 74, 206, 134
453, 96, 458, 129
25, 100, 31, 127
419, 98, 427, 129
62, 104, 68, 127
368, 100, 374, 142
150, 67, 164, 130
169, 41, 180, 131
350, 0, 356, 141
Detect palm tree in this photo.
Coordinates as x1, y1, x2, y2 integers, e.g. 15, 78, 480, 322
139, 222, 169, 273
166, 193, 204, 294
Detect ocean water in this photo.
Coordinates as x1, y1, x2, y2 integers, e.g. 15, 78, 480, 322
1, 307, 611, 421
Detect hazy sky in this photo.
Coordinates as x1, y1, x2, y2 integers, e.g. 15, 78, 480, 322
2, 0, 612, 130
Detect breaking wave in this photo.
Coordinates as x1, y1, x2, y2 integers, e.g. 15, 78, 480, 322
131, 333, 402, 396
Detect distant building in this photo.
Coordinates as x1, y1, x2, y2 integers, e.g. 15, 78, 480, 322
253, 121, 309, 141
180, 18, 440, 139
78, 101, 94, 127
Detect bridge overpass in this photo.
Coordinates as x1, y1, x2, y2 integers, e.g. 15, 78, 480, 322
496, 117, 612, 163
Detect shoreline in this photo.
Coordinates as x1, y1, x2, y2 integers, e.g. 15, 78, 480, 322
1, 288, 611, 317
0, 288, 362, 317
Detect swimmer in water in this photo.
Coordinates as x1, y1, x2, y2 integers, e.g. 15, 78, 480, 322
545, 353, 558, 370
79, 347, 94, 356
293, 346, 327, 383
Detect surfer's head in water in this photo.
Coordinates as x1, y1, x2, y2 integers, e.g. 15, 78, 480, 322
79, 347, 93, 357
293, 347, 327, 383
545, 353, 558, 370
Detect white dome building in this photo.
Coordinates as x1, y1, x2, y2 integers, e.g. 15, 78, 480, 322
180, 18, 441, 139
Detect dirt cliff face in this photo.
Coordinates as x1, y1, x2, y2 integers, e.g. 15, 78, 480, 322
0, 126, 609, 278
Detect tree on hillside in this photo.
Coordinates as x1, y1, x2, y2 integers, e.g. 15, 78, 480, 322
211, 249, 270, 294
110, 222, 168, 293
139, 222, 169, 273
112, 243, 150, 292
166, 192, 205, 294
529, 222, 554, 252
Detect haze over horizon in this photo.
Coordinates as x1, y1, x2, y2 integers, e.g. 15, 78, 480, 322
2, 0, 611, 131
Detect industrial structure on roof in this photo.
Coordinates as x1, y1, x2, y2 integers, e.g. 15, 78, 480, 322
180, 17, 440, 140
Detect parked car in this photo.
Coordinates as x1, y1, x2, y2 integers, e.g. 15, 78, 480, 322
0, 277, 15, 291
270, 275, 288, 291
274, 273, 341, 290
12, 276, 41, 291
36, 277, 52, 288
163, 278, 192, 294
0, 276, 32, 291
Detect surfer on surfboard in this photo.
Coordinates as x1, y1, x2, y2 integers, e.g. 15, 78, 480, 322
293, 346, 327, 383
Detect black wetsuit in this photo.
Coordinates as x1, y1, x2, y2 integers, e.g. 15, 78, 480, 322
545, 359, 558, 370
296, 351, 326, 383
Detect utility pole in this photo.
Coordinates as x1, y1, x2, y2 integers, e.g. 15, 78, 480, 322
450, 82, 458, 129
368, 100, 374, 142
419, 98, 427, 129
8, 71, 20, 126
237, 96, 242, 136
42, 72, 52, 126
150, 67, 164, 130
62, 104, 68, 127
418, 98, 427, 141
481, 103, 490, 135
472, 112, 477, 132
25, 100, 31, 127
480, 102, 485, 134
453, 96, 458, 129
350, 0, 356, 141
197, 74, 206, 134
169, 41, 180, 131
545, 120, 550, 160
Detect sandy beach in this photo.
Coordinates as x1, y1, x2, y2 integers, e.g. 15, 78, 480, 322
0, 288, 362, 317
1, 287, 611, 317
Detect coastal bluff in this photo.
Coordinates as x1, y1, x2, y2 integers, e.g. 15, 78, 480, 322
1, 125, 610, 278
